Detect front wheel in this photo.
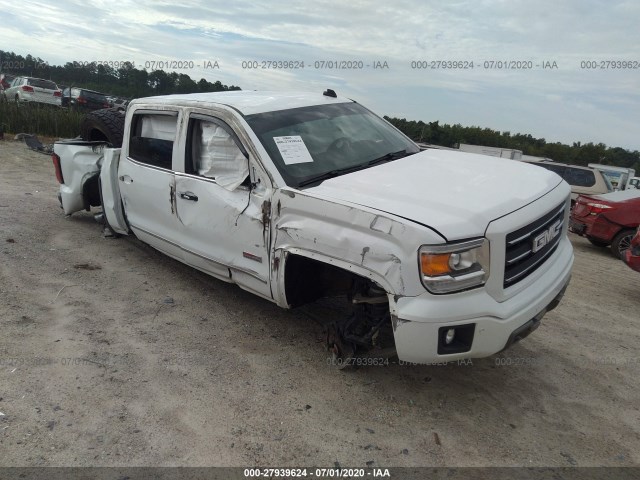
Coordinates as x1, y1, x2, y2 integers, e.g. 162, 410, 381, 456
611, 229, 634, 260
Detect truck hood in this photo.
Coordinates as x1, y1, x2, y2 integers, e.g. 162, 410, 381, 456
305, 149, 563, 240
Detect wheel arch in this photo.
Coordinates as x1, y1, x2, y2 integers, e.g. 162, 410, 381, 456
273, 247, 396, 309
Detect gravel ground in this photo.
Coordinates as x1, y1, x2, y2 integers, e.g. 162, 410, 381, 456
0, 139, 639, 468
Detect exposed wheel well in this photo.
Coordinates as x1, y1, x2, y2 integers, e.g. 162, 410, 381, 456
285, 255, 353, 307
283, 254, 387, 307
82, 172, 102, 210
283, 254, 396, 363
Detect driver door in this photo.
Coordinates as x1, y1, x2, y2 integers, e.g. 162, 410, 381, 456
174, 113, 272, 299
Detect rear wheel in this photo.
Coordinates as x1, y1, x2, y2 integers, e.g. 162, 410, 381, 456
611, 229, 634, 259
588, 238, 609, 248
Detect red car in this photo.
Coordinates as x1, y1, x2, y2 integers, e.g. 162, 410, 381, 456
0, 73, 15, 91
624, 228, 640, 272
570, 190, 640, 259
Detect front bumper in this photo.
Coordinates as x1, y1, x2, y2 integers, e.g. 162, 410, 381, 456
391, 237, 573, 364
569, 218, 587, 235
570, 214, 620, 242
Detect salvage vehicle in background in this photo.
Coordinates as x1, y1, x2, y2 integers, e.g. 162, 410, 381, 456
51, 90, 573, 367
1, 76, 62, 106
106, 96, 130, 108
570, 190, 640, 259
623, 228, 640, 272
529, 161, 612, 207
0, 73, 15, 91
588, 164, 636, 191
61, 87, 110, 111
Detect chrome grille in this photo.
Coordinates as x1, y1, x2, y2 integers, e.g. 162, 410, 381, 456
504, 203, 565, 288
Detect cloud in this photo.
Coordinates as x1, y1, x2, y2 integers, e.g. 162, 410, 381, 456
1, 0, 638, 148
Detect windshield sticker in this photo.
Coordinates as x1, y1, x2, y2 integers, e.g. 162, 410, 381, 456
273, 136, 314, 165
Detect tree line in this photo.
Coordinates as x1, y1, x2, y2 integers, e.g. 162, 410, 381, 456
2, 50, 637, 171
0, 50, 240, 99
385, 117, 640, 173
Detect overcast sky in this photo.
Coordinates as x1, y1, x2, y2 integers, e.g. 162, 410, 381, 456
2, 0, 639, 149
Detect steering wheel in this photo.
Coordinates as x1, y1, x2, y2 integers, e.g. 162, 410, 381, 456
327, 136, 353, 153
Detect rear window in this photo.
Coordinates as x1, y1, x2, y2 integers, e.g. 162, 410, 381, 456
81, 90, 108, 102
536, 164, 566, 176
535, 163, 598, 188
27, 78, 58, 90
564, 167, 596, 187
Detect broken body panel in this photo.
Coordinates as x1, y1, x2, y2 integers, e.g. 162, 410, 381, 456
54, 91, 574, 365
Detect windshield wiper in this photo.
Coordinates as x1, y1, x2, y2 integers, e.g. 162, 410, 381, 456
296, 164, 369, 188
296, 149, 413, 188
365, 149, 412, 167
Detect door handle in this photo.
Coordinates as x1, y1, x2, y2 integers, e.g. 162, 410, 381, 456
119, 175, 133, 184
179, 191, 198, 202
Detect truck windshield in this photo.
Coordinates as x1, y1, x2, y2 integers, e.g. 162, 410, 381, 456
245, 102, 419, 188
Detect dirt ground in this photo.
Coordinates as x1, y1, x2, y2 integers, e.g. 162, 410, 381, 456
0, 139, 639, 468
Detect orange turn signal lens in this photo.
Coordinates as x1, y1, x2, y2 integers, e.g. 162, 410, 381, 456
420, 253, 452, 276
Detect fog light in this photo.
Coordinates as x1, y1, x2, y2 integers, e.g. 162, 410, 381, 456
445, 328, 455, 345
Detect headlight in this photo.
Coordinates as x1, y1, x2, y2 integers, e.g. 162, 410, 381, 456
419, 238, 490, 294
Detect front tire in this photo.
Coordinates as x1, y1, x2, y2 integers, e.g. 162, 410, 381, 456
611, 229, 634, 260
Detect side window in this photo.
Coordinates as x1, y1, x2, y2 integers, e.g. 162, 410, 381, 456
128, 113, 177, 170
187, 117, 249, 191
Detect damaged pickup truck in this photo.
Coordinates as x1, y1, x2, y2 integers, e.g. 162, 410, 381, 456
52, 90, 573, 366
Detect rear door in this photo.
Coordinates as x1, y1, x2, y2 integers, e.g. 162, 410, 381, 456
100, 148, 129, 235
173, 112, 272, 299
118, 109, 184, 261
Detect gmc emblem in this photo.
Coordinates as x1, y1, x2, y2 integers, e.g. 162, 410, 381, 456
532, 219, 562, 253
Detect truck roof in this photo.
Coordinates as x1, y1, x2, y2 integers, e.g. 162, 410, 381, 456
130, 91, 352, 115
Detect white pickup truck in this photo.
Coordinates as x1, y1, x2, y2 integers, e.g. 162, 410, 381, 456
52, 90, 573, 366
